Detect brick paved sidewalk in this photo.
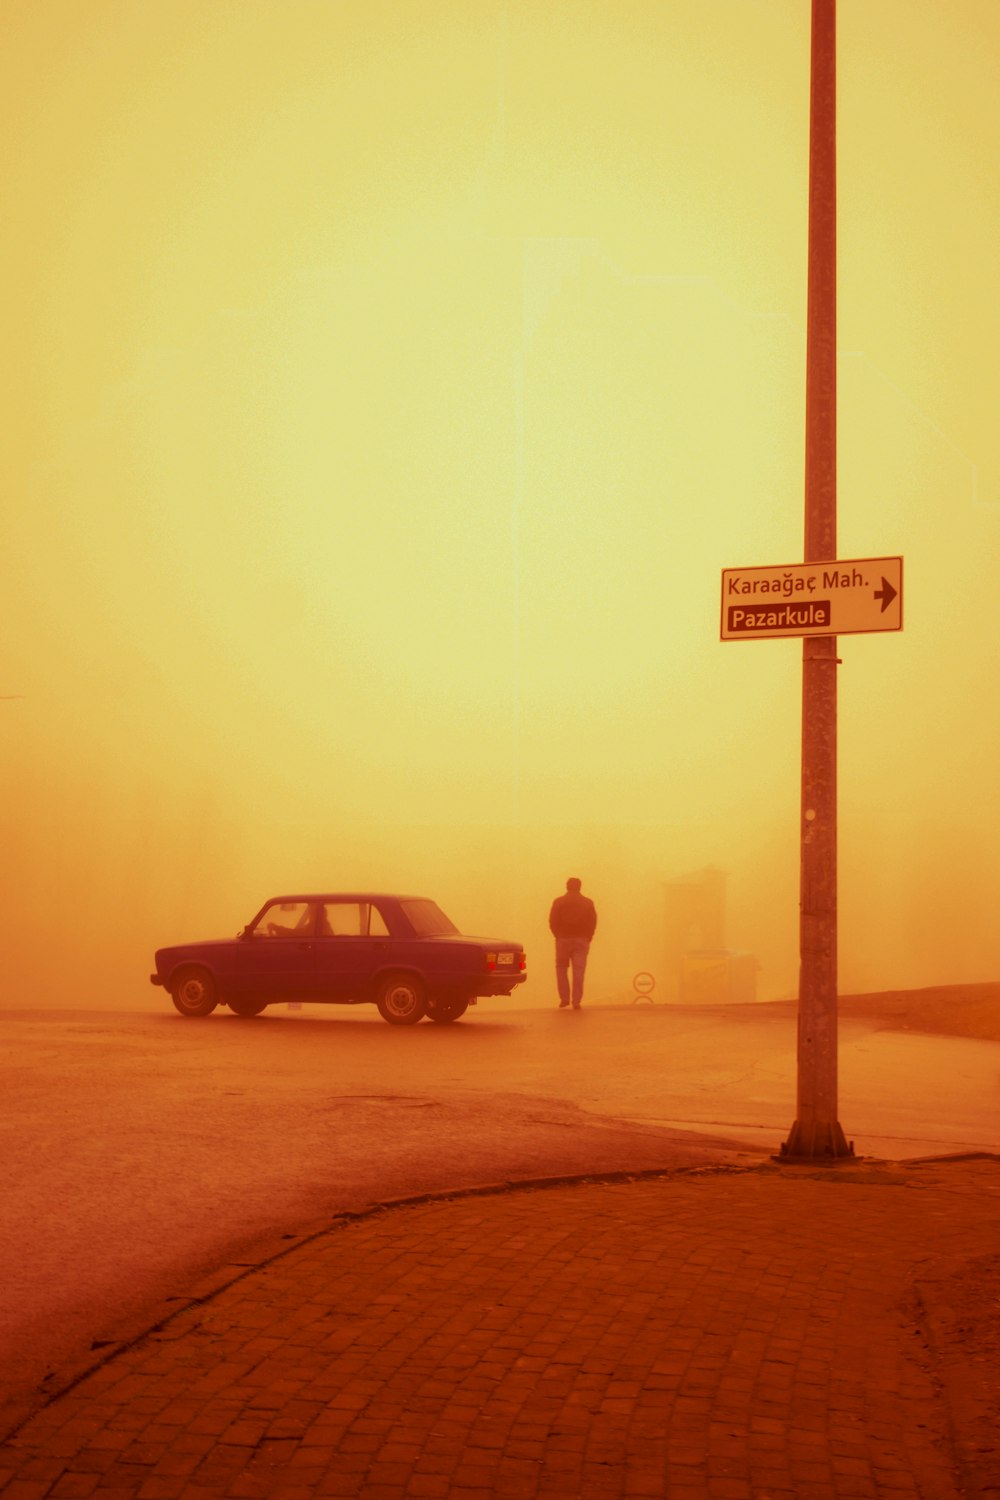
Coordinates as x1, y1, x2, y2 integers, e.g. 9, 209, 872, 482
2, 1157, 998, 1500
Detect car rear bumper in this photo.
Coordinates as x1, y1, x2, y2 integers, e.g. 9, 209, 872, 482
477, 974, 527, 996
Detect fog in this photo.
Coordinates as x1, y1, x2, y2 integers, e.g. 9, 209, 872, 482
3, 2, 998, 1012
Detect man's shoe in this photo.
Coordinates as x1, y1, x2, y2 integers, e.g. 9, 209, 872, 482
572, 1002, 582, 1010
558, 1000, 570, 1008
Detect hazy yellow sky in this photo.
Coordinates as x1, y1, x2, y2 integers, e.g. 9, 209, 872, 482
3, 1, 998, 1006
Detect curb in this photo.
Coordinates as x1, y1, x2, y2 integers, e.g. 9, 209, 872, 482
0, 1157, 761, 1445
4, 1150, 992, 1448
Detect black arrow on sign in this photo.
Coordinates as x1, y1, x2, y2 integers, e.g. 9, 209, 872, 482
873, 577, 897, 613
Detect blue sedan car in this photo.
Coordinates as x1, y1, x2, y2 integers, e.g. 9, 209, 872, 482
150, 893, 527, 1025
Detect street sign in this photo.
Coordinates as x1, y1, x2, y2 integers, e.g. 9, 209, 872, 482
720, 555, 903, 641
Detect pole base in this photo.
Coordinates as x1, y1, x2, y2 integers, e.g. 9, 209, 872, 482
778, 1118, 854, 1162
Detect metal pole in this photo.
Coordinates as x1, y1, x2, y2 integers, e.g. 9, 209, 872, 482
781, 0, 852, 1160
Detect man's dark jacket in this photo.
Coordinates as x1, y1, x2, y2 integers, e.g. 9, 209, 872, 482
548, 891, 597, 941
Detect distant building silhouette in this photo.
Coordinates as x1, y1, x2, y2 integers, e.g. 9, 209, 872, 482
662, 867, 756, 1004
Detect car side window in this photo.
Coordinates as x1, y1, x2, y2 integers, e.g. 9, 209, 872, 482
259, 901, 313, 937
320, 902, 391, 937
367, 904, 390, 937
322, 902, 362, 936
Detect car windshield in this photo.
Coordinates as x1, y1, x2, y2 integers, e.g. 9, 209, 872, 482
400, 899, 460, 937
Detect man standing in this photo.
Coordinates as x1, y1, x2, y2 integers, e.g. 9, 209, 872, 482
548, 877, 597, 1010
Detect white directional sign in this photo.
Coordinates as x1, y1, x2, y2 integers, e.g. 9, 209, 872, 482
721, 555, 903, 641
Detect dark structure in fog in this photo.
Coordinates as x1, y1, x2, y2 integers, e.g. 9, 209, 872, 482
663, 867, 756, 1004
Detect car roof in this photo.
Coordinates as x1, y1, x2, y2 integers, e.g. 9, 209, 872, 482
262, 894, 432, 904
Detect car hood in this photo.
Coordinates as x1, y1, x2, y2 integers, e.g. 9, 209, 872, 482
155, 938, 240, 957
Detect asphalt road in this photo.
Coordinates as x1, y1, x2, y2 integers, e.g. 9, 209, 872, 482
3, 999, 998, 1426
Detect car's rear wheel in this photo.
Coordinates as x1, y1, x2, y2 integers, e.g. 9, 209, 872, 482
376, 974, 426, 1026
170, 967, 218, 1018
228, 995, 268, 1018
425, 996, 469, 1024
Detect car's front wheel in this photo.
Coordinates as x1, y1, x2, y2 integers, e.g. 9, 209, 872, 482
170, 967, 218, 1018
228, 995, 268, 1018
376, 974, 426, 1026
425, 996, 469, 1024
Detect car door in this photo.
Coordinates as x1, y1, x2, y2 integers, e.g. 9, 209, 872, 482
236, 900, 318, 1000
311, 900, 392, 999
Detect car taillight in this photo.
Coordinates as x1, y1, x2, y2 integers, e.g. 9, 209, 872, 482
518, 953, 526, 971
485, 952, 496, 972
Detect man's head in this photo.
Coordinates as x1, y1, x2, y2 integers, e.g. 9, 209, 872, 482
566, 877, 582, 893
